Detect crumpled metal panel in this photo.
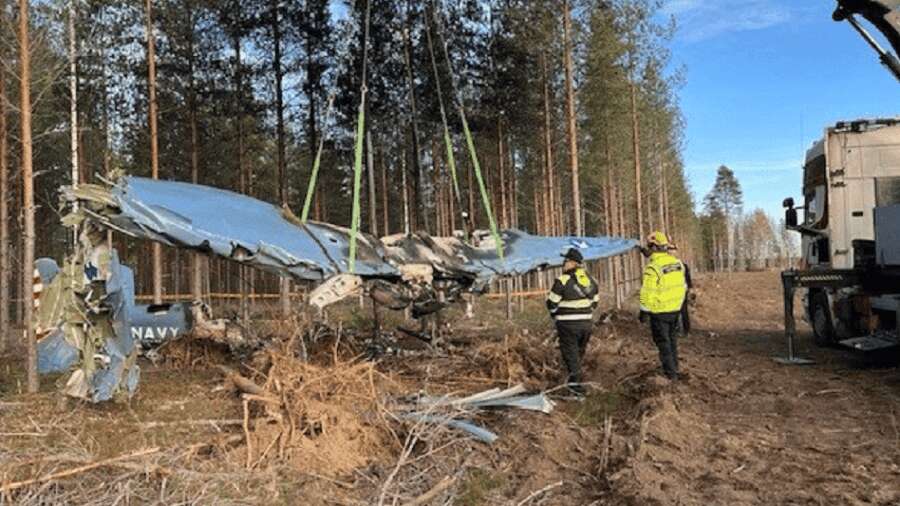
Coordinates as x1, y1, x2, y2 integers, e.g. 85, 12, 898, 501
37, 329, 78, 374
34, 258, 60, 285
33, 251, 142, 401
66, 177, 398, 281
90, 249, 141, 402
400, 413, 498, 444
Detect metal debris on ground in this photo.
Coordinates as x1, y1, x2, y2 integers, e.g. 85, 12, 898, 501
396, 384, 556, 445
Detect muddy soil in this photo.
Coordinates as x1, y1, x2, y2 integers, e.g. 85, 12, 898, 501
0, 271, 898, 505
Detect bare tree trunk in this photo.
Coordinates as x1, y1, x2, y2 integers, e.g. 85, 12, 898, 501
563, 0, 581, 236
497, 119, 507, 228
68, 0, 79, 245
233, 24, 249, 322
603, 167, 619, 308
0, 4, 8, 353
431, 136, 442, 235
630, 82, 644, 241
662, 161, 671, 234
305, 28, 319, 219
380, 149, 389, 235
19, 0, 38, 391
540, 52, 555, 235
656, 162, 665, 236
146, 0, 162, 305
467, 159, 475, 229
509, 140, 517, 229
401, 155, 410, 234
271, 0, 290, 318
366, 130, 377, 236
188, 12, 202, 302
616, 178, 628, 294
401, 10, 422, 231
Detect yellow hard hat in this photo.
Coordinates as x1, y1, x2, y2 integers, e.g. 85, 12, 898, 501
646, 231, 669, 248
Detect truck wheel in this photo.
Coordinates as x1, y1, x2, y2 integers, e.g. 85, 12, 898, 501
810, 293, 836, 347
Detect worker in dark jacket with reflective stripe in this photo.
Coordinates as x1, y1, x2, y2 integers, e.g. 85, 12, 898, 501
546, 248, 600, 396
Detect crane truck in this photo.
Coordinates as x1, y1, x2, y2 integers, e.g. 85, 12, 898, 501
782, 119, 900, 353
776, 2, 900, 358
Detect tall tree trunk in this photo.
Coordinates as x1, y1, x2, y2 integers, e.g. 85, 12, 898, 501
366, 130, 377, 236
563, 0, 581, 236
146, 0, 162, 304
497, 119, 507, 228
657, 160, 666, 236
630, 82, 644, 241
662, 161, 671, 233
401, 11, 422, 231
0, 3, 8, 353
68, 0, 79, 244
508, 140, 517, 229
305, 30, 319, 218
431, 136, 441, 235
467, 159, 475, 229
540, 52, 555, 235
188, 12, 202, 302
380, 149, 389, 235
19, 0, 38, 392
401, 154, 410, 234
272, 0, 290, 318
233, 22, 249, 322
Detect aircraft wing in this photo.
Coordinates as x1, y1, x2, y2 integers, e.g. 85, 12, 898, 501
65, 176, 400, 281
65, 177, 637, 291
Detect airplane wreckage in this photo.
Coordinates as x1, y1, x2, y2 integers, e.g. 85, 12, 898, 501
35, 175, 637, 402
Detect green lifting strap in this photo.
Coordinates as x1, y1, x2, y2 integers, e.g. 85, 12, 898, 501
459, 110, 503, 260
349, 0, 371, 274
432, 3, 504, 260
423, 10, 462, 205
301, 94, 335, 223
348, 94, 366, 273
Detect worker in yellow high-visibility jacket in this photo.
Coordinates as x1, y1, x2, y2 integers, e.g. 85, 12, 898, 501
639, 231, 688, 380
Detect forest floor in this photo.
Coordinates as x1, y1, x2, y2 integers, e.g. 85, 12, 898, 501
1, 271, 899, 505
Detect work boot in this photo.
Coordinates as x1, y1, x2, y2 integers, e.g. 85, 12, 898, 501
567, 383, 587, 398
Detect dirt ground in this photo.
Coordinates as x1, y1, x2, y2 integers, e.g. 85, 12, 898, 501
1, 271, 898, 505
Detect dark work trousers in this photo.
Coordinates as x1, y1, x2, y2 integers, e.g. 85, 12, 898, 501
556, 320, 593, 386
650, 312, 680, 379
679, 300, 691, 336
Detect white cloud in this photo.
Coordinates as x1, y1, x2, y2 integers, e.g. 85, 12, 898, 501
662, 0, 797, 43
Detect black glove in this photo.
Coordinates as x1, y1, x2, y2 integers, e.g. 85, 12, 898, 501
639, 310, 648, 323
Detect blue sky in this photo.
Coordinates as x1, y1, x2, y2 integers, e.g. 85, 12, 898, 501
664, 0, 898, 217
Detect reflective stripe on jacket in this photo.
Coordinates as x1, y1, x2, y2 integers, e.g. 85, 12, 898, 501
546, 268, 600, 321
639, 252, 687, 314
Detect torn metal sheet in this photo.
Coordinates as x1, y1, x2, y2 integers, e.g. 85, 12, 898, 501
469, 394, 556, 414
36, 329, 78, 374
400, 385, 555, 444
401, 413, 498, 444
416, 384, 556, 414
381, 230, 637, 290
